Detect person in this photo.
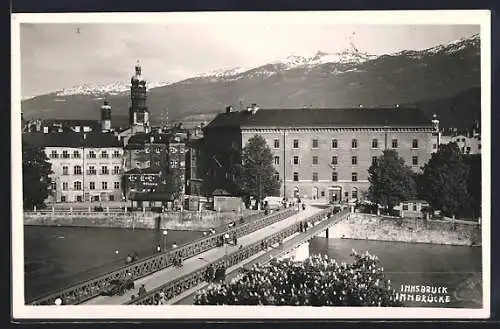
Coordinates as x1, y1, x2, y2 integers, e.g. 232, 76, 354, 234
158, 292, 166, 305
299, 221, 304, 233
302, 203, 306, 211
138, 284, 147, 296
130, 295, 136, 301
125, 254, 133, 264
233, 233, 237, 246
156, 245, 161, 253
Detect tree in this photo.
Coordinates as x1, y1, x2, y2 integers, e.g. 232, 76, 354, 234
236, 135, 280, 204
194, 251, 402, 306
22, 140, 52, 210
418, 142, 470, 218
156, 170, 184, 201
462, 154, 481, 218
368, 150, 416, 211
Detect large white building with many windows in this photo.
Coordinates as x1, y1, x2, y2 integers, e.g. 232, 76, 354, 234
23, 131, 124, 203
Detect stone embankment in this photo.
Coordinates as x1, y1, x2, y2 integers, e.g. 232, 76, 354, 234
327, 213, 481, 246
24, 210, 256, 231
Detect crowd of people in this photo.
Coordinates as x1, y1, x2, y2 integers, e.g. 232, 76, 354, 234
193, 251, 402, 306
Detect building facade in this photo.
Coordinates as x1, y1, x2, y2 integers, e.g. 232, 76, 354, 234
203, 106, 437, 202
23, 132, 124, 203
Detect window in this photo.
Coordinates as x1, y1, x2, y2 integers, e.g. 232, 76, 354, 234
332, 172, 338, 182
479, 144, 481, 150
88, 166, 96, 175
50, 150, 58, 158
312, 156, 318, 165
392, 139, 398, 148
352, 172, 358, 182
101, 151, 108, 159
74, 165, 82, 175
466, 146, 471, 153
413, 204, 417, 211
114, 182, 120, 189
412, 139, 419, 148
402, 204, 409, 211
352, 139, 358, 149
89, 182, 95, 190
62, 150, 70, 159
312, 172, 318, 181
331, 156, 338, 165
74, 181, 82, 191
102, 181, 108, 190
113, 166, 120, 175
51, 181, 57, 191
331, 139, 338, 148
293, 156, 299, 165
372, 139, 378, 148
372, 156, 378, 165
62, 166, 69, 175
73, 150, 80, 159
321, 191, 325, 197
76, 195, 82, 202
155, 147, 161, 154
274, 139, 280, 148
274, 156, 280, 165
61, 196, 66, 202
312, 139, 319, 148
351, 156, 357, 165
293, 139, 299, 149
352, 190, 358, 199
88, 150, 96, 159
101, 166, 109, 175
62, 182, 68, 191
433, 144, 437, 149
293, 172, 299, 182
113, 150, 121, 158
412, 156, 418, 166
274, 173, 280, 182
109, 195, 115, 201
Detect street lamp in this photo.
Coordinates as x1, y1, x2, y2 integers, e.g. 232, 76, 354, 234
224, 233, 230, 266
162, 230, 168, 251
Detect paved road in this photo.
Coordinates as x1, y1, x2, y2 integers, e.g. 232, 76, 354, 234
83, 205, 324, 305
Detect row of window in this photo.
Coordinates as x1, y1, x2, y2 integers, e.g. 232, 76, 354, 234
51, 181, 121, 191
273, 138, 421, 149
61, 165, 121, 175
274, 172, 360, 182
50, 150, 122, 159
60, 194, 118, 202
274, 155, 420, 166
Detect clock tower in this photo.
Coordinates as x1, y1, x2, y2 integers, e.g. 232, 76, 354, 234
129, 60, 150, 133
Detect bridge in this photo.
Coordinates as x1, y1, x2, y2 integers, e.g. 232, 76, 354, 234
30, 203, 350, 306
124, 205, 350, 306
30, 206, 298, 305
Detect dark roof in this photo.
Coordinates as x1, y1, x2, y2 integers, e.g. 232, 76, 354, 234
36, 119, 101, 130
22, 132, 123, 148
205, 107, 433, 129
127, 133, 174, 145
124, 168, 162, 175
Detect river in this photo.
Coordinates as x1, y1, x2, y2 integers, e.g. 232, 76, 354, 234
24, 226, 482, 308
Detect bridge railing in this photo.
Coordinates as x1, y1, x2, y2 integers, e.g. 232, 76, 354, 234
128, 206, 344, 305
29, 207, 298, 305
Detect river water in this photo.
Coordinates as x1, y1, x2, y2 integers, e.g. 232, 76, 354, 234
24, 226, 482, 308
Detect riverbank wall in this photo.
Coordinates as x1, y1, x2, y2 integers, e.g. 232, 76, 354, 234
23, 210, 257, 231
323, 213, 481, 246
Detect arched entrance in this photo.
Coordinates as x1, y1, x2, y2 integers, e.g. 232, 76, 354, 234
328, 186, 342, 204
312, 187, 319, 200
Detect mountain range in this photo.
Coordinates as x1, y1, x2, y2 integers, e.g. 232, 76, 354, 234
21, 33, 481, 130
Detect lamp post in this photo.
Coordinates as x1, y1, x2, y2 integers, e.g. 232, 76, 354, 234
162, 229, 168, 251
224, 233, 230, 266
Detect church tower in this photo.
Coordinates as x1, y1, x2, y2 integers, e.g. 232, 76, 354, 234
100, 100, 112, 132
129, 60, 150, 133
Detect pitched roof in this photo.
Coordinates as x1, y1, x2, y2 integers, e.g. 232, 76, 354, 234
22, 132, 123, 148
205, 107, 433, 129
127, 133, 174, 145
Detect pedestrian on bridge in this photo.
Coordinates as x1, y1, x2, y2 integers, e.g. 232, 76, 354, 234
138, 284, 147, 296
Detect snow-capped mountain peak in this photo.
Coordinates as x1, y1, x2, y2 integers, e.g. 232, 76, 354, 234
54, 80, 171, 97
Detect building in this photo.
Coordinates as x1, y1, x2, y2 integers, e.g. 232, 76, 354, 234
185, 137, 204, 196
23, 131, 124, 203
202, 105, 437, 203
122, 167, 163, 197
117, 61, 152, 145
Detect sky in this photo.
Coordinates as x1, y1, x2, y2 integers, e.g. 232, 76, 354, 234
19, 21, 479, 98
